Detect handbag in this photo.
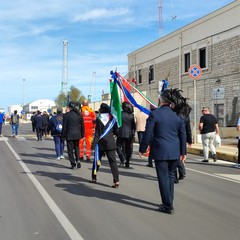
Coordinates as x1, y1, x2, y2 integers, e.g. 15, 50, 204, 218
214, 134, 221, 147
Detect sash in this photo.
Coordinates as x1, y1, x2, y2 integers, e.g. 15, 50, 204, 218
92, 117, 117, 175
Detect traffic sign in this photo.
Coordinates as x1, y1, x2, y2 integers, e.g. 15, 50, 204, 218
188, 65, 202, 79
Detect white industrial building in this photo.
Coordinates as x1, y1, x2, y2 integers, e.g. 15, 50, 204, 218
23, 99, 56, 114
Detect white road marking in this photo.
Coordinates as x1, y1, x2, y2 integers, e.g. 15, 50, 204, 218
4, 139, 84, 240
186, 167, 240, 183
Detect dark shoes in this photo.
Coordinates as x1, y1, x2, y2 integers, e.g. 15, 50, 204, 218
202, 160, 209, 163
212, 154, 217, 162
159, 204, 174, 215
77, 161, 81, 168
70, 164, 76, 169
125, 162, 130, 168
89, 179, 97, 184
119, 161, 125, 167
178, 175, 185, 180
146, 164, 153, 168
112, 182, 120, 188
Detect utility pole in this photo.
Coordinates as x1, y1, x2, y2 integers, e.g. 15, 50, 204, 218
22, 79, 26, 106
88, 72, 96, 102
158, 0, 163, 34
61, 40, 68, 96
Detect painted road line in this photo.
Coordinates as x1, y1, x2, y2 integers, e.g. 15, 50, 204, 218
5, 139, 84, 240
186, 167, 240, 183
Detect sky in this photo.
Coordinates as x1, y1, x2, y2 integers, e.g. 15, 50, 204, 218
0, 0, 235, 112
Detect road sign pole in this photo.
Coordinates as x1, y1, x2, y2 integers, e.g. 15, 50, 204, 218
188, 64, 202, 144
194, 79, 197, 143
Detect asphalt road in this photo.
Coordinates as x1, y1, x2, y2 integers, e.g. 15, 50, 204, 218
0, 123, 240, 240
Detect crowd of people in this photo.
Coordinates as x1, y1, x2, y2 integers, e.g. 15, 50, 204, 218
1, 91, 239, 215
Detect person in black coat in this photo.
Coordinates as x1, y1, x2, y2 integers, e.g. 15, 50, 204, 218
47, 108, 65, 160
34, 110, 44, 141
116, 102, 136, 168
42, 111, 49, 137
90, 103, 120, 188
139, 89, 187, 214
62, 102, 85, 169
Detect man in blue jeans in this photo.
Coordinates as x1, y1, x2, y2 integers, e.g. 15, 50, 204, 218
0, 111, 6, 137
10, 110, 20, 137
47, 108, 65, 160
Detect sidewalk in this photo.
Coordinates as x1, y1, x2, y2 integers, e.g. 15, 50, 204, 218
188, 138, 238, 163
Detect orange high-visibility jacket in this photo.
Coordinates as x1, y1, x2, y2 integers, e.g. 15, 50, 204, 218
81, 106, 96, 134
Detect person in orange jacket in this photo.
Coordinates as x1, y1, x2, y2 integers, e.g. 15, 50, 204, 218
79, 99, 96, 161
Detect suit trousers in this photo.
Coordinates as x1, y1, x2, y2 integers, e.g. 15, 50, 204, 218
67, 139, 80, 166
238, 139, 240, 164
116, 137, 133, 163
92, 149, 119, 183
155, 160, 178, 210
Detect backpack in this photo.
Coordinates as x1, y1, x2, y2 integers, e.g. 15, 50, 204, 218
55, 115, 63, 133
12, 114, 19, 124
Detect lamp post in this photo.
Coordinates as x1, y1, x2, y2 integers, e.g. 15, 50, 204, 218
22, 79, 26, 106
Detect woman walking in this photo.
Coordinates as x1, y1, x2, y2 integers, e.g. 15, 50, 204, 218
91, 103, 120, 188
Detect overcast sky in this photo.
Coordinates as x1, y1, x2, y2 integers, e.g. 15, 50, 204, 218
0, 0, 234, 111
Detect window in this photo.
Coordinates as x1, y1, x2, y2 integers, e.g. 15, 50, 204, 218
138, 69, 142, 84
199, 47, 206, 69
148, 65, 154, 83
31, 106, 38, 110
184, 53, 190, 73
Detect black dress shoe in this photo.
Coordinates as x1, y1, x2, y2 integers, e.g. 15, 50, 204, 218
174, 179, 179, 184
119, 162, 125, 167
146, 164, 153, 168
202, 160, 209, 163
77, 161, 81, 168
159, 205, 174, 214
178, 175, 185, 180
125, 162, 130, 168
70, 165, 76, 169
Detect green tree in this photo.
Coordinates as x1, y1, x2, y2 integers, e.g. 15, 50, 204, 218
55, 92, 68, 107
55, 85, 86, 107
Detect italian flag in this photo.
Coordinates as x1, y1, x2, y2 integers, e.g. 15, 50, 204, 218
110, 78, 122, 127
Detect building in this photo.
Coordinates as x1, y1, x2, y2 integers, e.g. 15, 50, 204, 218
127, 1, 240, 129
23, 99, 56, 114
8, 105, 23, 115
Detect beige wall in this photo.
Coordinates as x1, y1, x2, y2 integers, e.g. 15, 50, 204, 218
127, 1, 240, 127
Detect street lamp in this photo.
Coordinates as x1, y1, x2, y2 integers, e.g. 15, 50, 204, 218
22, 79, 26, 106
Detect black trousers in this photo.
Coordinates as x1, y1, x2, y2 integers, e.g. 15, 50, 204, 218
36, 127, 43, 140
92, 149, 119, 183
238, 139, 240, 164
116, 137, 134, 163
67, 140, 80, 166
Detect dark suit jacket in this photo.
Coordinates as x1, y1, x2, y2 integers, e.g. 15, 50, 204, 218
91, 114, 119, 151
62, 110, 84, 141
139, 105, 186, 160
118, 112, 136, 138
34, 114, 44, 129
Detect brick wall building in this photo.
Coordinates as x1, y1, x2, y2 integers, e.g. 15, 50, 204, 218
127, 1, 240, 130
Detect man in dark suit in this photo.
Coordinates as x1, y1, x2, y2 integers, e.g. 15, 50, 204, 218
62, 102, 85, 169
139, 89, 186, 214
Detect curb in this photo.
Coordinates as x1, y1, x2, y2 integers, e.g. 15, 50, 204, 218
187, 147, 237, 163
